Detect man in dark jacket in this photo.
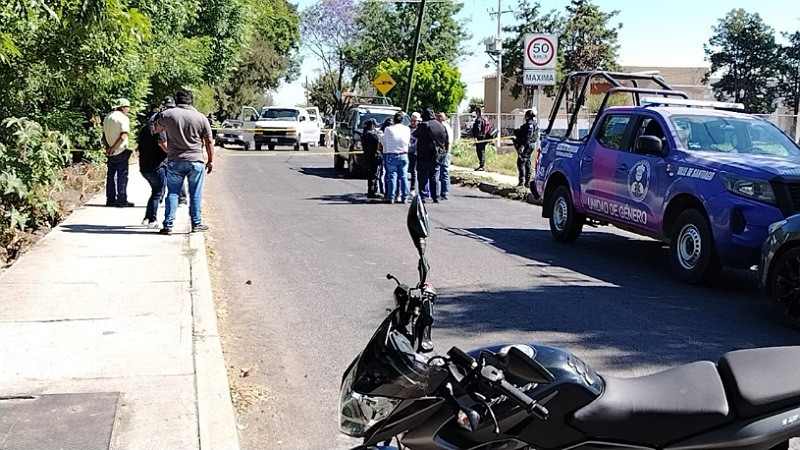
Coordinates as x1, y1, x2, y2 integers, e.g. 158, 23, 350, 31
138, 118, 167, 228
471, 106, 488, 171
515, 109, 539, 187
413, 109, 448, 203
360, 119, 381, 198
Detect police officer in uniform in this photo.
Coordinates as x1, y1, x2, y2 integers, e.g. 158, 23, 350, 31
361, 119, 382, 198
515, 109, 539, 187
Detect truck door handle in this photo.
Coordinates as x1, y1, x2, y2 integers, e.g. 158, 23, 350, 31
616, 163, 628, 171
582, 155, 593, 163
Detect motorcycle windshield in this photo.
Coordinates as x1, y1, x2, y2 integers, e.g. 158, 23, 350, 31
347, 310, 446, 399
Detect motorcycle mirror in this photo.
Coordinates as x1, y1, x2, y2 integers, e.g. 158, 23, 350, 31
407, 195, 430, 254
500, 346, 555, 384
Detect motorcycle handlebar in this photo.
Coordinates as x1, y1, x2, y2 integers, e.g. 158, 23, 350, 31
497, 377, 549, 420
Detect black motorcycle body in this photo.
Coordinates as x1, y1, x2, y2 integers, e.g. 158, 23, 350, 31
340, 196, 800, 450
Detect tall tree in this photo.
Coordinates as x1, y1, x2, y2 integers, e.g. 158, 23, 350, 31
778, 31, 800, 135
501, 0, 562, 107
300, 0, 359, 120
377, 59, 466, 114
704, 8, 780, 114
349, 0, 471, 89
560, 0, 621, 74
305, 72, 351, 117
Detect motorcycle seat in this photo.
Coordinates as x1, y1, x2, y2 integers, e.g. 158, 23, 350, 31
570, 361, 731, 446
718, 346, 800, 418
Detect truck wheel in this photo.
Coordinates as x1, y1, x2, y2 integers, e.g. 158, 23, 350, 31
268, 144, 275, 151
549, 185, 583, 243
334, 139, 344, 170
766, 246, 800, 330
294, 143, 300, 151
255, 144, 262, 151
302, 143, 310, 151
669, 209, 722, 285
243, 141, 250, 151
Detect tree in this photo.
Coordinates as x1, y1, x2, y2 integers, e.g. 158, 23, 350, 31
349, 1, 471, 89
305, 72, 351, 117
377, 59, 466, 114
501, 0, 562, 107
704, 9, 781, 114
300, 0, 359, 120
467, 97, 484, 113
778, 31, 799, 134
560, 0, 621, 75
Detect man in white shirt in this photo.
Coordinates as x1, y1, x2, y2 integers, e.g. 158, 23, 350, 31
102, 98, 133, 207
379, 112, 411, 204
436, 112, 453, 200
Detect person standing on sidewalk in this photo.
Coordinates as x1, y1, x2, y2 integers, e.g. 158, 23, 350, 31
408, 112, 421, 196
137, 116, 167, 228
101, 98, 134, 207
379, 112, 411, 204
159, 96, 189, 206
156, 89, 214, 235
471, 106, 488, 171
414, 108, 448, 203
514, 109, 539, 187
360, 118, 381, 199
436, 112, 453, 200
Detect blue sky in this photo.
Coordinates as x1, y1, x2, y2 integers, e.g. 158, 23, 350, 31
274, 0, 800, 105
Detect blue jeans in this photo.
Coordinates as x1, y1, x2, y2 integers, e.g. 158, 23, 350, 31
383, 153, 409, 201
164, 161, 205, 228
416, 159, 440, 201
439, 152, 451, 198
141, 166, 166, 221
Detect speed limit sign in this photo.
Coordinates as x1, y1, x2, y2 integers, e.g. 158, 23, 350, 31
524, 34, 558, 70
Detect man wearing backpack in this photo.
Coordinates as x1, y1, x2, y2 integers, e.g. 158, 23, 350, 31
471, 106, 488, 171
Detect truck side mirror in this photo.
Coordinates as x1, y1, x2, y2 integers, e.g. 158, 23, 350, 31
300, 116, 306, 122
636, 135, 663, 155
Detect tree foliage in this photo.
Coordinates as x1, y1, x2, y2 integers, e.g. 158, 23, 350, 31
704, 8, 780, 114
348, 0, 471, 88
778, 31, 800, 117
467, 97, 484, 113
377, 59, 466, 114
305, 72, 351, 117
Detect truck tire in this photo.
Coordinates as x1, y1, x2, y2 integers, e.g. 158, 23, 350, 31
255, 144, 262, 151
302, 143, 310, 151
294, 143, 300, 151
268, 144, 275, 151
669, 208, 722, 285
334, 139, 344, 170
767, 246, 800, 330
243, 141, 251, 151
548, 185, 583, 243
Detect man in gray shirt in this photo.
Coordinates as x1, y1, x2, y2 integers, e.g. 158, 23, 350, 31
155, 89, 214, 235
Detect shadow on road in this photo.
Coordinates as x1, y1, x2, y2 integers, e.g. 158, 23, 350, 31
61, 224, 158, 235
305, 193, 387, 205
298, 167, 346, 179
433, 227, 798, 370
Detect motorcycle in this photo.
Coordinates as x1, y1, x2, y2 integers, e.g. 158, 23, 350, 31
339, 195, 800, 450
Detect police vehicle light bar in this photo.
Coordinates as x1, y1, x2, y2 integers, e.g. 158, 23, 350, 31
641, 97, 745, 110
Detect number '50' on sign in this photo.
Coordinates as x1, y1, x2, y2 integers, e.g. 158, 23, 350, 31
524, 34, 557, 70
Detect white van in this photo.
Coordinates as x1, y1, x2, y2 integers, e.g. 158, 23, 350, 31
238, 106, 322, 151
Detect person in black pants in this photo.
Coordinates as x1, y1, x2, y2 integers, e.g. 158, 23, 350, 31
361, 119, 382, 198
413, 109, 448, 203
137, 118, 168, 228
515, 109, 539, 187
472, 106, 488, 171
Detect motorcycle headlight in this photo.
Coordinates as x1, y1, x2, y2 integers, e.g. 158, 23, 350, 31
339, 363, 401, 437
720, 173, 776, 205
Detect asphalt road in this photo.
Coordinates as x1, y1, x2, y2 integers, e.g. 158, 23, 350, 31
205, 146, 800, 449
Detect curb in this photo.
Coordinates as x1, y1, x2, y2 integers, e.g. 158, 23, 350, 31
450, 171, 536, 203
188, 232, 240, 450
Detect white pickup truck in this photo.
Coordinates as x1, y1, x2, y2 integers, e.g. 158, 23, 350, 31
238, 106, 322, 151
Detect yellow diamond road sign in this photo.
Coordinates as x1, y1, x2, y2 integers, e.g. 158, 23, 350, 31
373, 72, 396, 95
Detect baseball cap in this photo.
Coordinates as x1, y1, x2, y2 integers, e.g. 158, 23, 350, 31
410, 112, 421, 120
162, 96, 176, 108
113, 98, 131, 108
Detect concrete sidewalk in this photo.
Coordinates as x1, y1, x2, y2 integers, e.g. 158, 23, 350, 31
0, 168, 238, 449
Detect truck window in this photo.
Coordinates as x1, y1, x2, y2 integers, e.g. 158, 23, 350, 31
596, 114, 632, 151
632, 117, 668, 153
670, 115, 800, 157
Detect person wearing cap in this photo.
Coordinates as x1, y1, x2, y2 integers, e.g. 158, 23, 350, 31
471, 106, 488, 171
436, 112, 453, 200
361, 118, 382, 198
137, 113, 167, 228
413, 108, 448, 203
102, 98, 133, 207
157, 95, 188, 205
514, 108, 539, 187
408, 112, 421, 196
155, 89, 214, 234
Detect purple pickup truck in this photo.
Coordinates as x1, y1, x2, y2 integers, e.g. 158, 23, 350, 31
532, 71, 800, 284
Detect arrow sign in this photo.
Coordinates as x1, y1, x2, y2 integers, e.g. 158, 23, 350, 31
372, 72, 396, 95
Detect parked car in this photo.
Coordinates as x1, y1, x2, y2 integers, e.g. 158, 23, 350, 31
238, 105, 322, 151
215, 119, 248, 149
334, 100, 409, 177
533, 70, 800, 284
759, 215, 800, 329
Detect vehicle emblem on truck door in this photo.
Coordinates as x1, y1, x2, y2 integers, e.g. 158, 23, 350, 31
628, 160, 651, 203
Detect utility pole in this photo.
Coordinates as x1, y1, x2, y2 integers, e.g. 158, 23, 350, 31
405, 0, 427, 112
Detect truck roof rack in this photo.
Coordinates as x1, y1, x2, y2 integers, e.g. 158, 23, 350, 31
547, 70, 689, 140
640, 97, 745, 111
